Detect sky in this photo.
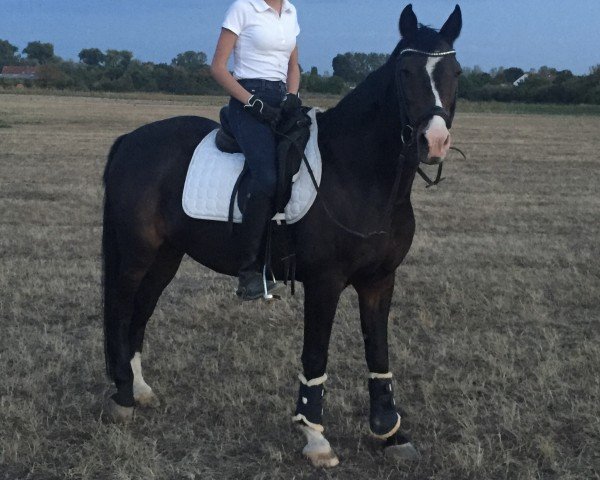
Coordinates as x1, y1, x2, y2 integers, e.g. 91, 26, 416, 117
2, 0, 600, 75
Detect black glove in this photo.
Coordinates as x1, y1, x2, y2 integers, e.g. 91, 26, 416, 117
281, 93, 302, 114
244, 95, 281, 126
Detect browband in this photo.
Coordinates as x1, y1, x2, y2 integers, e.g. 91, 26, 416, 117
399, 49, 456, 57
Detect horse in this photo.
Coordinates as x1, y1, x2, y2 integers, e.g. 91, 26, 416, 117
101, 4, 462, 467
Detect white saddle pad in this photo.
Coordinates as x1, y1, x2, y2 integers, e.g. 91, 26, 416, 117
182, 108, 322, 224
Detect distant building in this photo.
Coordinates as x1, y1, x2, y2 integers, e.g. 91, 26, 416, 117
513, 74, 529, 86
0, 66, 39, 80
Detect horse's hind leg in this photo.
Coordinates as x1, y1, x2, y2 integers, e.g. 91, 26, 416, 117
129, 243, 183, 408
103, 220, 161, 421
104, 255, 155, 421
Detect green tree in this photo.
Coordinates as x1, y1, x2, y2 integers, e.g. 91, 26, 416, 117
502, 67, 525, 84
332, 52, 389, 84
0, 39, 20, 68
78, 48, 105, 66
37, 64, 72, 89
171, 51, 207, 72
104, 50, 133, 79
23, 41, 54, 64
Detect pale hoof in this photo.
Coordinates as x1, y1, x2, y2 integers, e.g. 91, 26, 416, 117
384, 442, 420, 462
134, 389, 160, 409
304, 449, 340, 468
103, 397, 134, 423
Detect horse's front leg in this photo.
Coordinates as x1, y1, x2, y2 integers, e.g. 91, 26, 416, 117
293, 274, 345, 468
355, 272, 419, 461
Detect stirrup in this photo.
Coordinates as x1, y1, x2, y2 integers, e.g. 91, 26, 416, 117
262, 263, 282, 300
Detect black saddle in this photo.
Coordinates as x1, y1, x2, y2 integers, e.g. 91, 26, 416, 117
215, 106, 243, 154
215, 106, 312, 220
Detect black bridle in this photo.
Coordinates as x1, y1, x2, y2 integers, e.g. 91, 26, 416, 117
396, 48, 456, 144
395, 48, 458, 186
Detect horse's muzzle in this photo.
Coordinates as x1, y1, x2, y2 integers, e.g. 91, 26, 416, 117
423, 116, 452, 161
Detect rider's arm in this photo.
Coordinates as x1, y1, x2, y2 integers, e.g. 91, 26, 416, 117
286, 46, 300, 95
210, 28, 252, 104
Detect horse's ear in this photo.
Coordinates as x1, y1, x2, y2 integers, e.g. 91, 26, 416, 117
399, 4, 418, 41
439, 5, 462, 45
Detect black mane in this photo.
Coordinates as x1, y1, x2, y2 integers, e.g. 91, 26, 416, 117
318, 60, 396, 136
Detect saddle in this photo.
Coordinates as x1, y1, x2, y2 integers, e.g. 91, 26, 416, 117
215, 106, 312, 221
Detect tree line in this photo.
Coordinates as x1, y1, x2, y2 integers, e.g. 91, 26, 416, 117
1, 39, 599, 104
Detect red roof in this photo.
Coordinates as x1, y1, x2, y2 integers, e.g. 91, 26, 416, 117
1, 66, 38, 75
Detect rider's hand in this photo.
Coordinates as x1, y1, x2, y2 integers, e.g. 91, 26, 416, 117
281, 93, 302, 114
244, 95, 281, 126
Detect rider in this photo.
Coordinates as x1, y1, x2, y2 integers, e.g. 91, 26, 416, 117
211, 0, 302, 300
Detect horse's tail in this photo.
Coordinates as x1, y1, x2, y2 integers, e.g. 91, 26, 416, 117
104, 134, 126, 185
102, 134, 126, 380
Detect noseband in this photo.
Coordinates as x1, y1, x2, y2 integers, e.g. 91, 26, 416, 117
396, 48, 457, 147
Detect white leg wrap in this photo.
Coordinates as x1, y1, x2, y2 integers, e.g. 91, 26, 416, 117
131, 352, 153, 399
368, 372, 393, 379
298, 373, 328, 386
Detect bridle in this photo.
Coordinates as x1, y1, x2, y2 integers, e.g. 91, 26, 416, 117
395, 48, 459, 187
396, 48, 457, 147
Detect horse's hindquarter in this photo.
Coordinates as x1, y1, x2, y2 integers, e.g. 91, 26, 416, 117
105, 116, 217, 204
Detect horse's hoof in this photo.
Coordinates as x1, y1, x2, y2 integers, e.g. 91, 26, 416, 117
304, 449, 340, 468
384, 442, 420, 462
103, 397, 135, 423
135, 390, 160, 409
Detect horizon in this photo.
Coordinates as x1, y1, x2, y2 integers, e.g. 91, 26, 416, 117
2, 0, 600, 75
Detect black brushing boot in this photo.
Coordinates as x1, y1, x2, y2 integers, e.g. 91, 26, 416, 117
369, 373, 402, 439
236, 191, 278, 300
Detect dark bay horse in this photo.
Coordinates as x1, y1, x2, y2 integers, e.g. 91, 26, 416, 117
102, 4, 462, 466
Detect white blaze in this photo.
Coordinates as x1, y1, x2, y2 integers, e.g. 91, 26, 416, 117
426, 56, 444, 107
424, 56, 451, 159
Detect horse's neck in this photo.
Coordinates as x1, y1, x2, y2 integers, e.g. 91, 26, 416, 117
317, 64, 416, 202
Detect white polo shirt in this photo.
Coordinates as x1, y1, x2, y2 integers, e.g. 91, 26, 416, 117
223, 0, 300, 82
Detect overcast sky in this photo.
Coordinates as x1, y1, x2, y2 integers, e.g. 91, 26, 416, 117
2, 0, 599, 74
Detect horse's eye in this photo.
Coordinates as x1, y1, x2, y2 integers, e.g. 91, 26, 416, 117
455, 69, 463, 77
400, 69, 413, 76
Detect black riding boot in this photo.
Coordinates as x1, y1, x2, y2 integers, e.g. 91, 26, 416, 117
236, 191, 277, 300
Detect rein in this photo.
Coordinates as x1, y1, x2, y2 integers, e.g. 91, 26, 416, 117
275, 126, 403, 240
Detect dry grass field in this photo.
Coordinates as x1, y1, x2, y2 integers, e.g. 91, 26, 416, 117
0, 92, 599, 479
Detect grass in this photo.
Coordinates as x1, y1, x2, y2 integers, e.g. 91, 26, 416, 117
0, 93, 599, 479
3, 87, 600, 115
458, 100, 600, 116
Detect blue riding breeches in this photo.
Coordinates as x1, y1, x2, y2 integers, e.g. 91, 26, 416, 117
227, 79, 286, 198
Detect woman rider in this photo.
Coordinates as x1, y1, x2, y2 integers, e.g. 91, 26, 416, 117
211, 0, 302, 301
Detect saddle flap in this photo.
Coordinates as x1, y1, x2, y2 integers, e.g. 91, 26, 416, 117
216, 106, 242, 154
